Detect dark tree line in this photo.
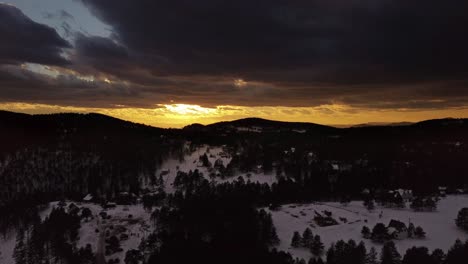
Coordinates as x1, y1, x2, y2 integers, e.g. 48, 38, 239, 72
291, 228, 324, 256
141, 179, 281, 264
13, 204, 94, 264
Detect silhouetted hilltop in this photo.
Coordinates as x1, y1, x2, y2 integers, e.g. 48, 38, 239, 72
0, 110, 172, 155
184, 117, 338, 134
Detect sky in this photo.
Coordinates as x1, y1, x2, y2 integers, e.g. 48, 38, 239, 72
1, 1, 468, 128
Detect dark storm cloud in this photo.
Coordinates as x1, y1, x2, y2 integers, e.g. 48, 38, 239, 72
0, 3, 71, 66
78, 0, 468, 83
0, 64, 145, 108
2, 1, 468, 110
75, 34, 128, 60
69, 0, 468, 109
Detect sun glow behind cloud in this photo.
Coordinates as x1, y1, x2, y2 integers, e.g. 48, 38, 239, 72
234, 79, 247, 88
2, 102, 468, 128
163, 104, 217, 116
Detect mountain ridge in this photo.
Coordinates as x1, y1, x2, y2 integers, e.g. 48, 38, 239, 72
1, 110, 467, 131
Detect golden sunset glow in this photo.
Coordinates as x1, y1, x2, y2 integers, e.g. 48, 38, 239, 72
234, 79, 248, 87
1, 1, 467, 131
2, 102, 468, 128
163, 104, 217, 116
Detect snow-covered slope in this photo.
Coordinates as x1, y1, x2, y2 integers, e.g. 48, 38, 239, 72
268, 195, 468, 260
0, 202, 155, 264
156, 144, 277, 193
0, 231, 16, 264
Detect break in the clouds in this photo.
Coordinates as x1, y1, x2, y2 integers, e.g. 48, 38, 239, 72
0, 3, 70, 66
1, 1, 468, 111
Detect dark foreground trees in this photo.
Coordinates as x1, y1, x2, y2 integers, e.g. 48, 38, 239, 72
456, 208, 468, 231
13, 205, 94, 264
145, 180, 285, 264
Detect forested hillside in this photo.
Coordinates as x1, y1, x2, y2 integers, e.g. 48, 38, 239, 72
1, 112, 468, 264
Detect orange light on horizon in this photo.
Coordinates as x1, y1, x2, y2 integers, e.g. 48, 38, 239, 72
1, 102, 468, 129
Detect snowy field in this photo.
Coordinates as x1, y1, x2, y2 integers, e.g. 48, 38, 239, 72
0, 231, 16, 264
0, 202, 155, 264
2, 196, 467, 263
268, 195, 468, 260
156, 144, 277, 193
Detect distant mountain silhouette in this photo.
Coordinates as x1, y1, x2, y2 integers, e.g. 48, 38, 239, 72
184, 117, 339, 134
2, 110, 467, 133
347, 122, 414, 128
0, 110, 168, 155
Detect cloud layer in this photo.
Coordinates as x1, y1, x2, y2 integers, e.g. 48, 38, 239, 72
1, 1, 468, 111
0, 4, 71, 66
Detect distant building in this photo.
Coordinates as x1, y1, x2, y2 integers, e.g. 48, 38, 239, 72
160, 169, 170, 176
254, 165, 263, 174
214, 158, 224, 169
83, 194, 94, 202
292, 129, 307, 133
105, 202, 117, 209
330, 162, 352, 172
331, 164, 339, 171
438, 186, 447, 196
395, 189, 413, 201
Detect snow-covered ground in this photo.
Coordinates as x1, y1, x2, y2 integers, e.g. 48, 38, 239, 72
156, 144, 277, 193
0, 231, 16, 264
268, 195, 468, 260
0, 202, 155, 264
2, 195, 467, 263
74, 202, 153, 263
157, 145, 231, 193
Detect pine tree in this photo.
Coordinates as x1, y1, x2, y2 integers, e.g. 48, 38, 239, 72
366, 247, 379, 264
125, 249, 142, 264
402, 247, 432, 264
302, 228, 313, 247
381, 241, 401, 264
28, 218, 45, 264
364, 199, 375, 211
407, 223, 415, 238
423, 198, 437, 211
310, 235, 324, 256
13, 229, 27, 264
340, 196, 351, 206
326, 244, 336, 264
291, 231, 302, 248
270, 225, 280, 245
81, 207, 93, 221
455, 208, 468, 231
308, 257, 324, 264
371, 223, 388, 242
355, 241, 368, 264
444, 239, 465, 264
361, 226, 371, 239
394, 195, 405, 209
77, 244, 94, 264
414, 226, 426, 238
430, 249, 445, 264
